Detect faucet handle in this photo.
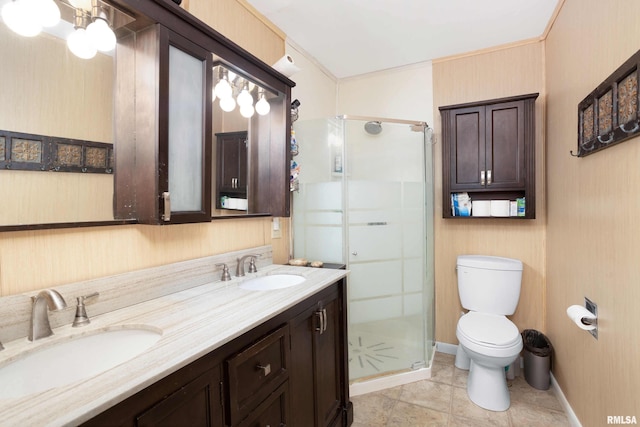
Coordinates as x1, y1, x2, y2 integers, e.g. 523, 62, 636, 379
248, 257, 258, 273
216, 263, 232, 281
72, 292, 99, 328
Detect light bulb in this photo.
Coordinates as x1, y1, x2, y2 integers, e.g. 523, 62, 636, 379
237, 88, 253, 108
255, 96, 270, 115
2, 0, 42, 37
86, 17, 116, 52
214, 79, 232, 99
35, 0, 60, 27
240, 104, 255, 118
67, 28, 97, 59
219, 96, 236, 112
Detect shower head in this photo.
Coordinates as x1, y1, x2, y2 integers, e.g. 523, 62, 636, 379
364, 121, 382, 135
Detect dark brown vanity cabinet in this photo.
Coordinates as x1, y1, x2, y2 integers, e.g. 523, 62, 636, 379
440, 93, 538, 219
82, 280, 352, 427
82, 354, 225, 427
290, 290, 345, 427
216, 132, 248, 206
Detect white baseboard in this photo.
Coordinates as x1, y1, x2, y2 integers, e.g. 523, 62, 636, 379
550, 372, 582, 427
435, 341, 458, 355
349, 367, 431, 396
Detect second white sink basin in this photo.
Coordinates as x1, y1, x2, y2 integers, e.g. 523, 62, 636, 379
239, 274, 306, 291
0, 326, 162, 399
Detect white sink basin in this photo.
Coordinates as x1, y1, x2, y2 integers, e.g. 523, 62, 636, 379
0, 327, 162, 399
239, 274, 306, 291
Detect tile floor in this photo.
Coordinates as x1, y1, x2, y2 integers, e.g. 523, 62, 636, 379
351, 351, 571, 427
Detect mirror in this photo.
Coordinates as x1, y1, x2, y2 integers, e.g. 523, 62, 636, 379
210, 63, 283, 217
0, 19, 117, 226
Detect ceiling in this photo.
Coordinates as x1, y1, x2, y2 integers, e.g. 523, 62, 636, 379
246, 0, 560, 79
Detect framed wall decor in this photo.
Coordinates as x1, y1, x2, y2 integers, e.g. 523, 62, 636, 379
574, 49, 640, 157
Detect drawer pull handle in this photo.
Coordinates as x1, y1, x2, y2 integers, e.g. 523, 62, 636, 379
257, 363, 271, 376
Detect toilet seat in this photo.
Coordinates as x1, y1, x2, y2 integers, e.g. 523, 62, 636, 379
457, 312, 522, 356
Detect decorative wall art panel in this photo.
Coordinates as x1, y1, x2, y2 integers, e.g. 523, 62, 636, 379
575, 50, 640, 157
0, 130, 113, 173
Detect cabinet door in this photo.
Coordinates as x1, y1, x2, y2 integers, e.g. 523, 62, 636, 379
289, 293, 343, 427
160, 28, 213, 223
136, 367, 223, 427
448, 105, 486, 191
485, 100, 526, 190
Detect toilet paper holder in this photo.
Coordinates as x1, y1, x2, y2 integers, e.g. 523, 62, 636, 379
567, 297, 598, 339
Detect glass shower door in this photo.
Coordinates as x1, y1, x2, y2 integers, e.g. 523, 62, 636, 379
343, 118, 430, 382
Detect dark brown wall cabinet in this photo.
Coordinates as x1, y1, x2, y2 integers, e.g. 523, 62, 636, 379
440, 93, 538, 219
82, 280, 352, 427
115, 25, 213, 225
111, 0, 295, 224
216, 131, 248, 206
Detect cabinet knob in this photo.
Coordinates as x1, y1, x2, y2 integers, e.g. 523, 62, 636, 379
256, 363, 271, 376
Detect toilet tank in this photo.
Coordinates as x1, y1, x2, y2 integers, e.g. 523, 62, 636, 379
456, 255, 523, 315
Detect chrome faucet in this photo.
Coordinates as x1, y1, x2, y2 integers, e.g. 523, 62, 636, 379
236, 254, 259, 277
29, 289, 67, 341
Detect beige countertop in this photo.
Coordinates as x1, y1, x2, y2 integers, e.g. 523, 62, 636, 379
0, 264, 347, 427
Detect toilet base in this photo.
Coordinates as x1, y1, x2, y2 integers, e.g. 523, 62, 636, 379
467, 360, 511, 411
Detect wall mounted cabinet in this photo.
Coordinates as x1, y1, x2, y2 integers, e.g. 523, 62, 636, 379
440, 93, 538, 219
111, 0, 295, 224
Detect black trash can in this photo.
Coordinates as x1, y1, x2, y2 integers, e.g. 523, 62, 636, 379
522, 329, 553, 390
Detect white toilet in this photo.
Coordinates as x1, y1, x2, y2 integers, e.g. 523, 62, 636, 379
454, 255, 523, 411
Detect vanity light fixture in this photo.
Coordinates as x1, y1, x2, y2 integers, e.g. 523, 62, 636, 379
212, 65, 271, 117
1, 0, 61, 37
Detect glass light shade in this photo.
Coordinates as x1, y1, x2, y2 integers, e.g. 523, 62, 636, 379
255, 96, 270, 115
86, 17, 116, 52
240, 104, 255, 118
214, 79, 232, 99
2, 0, 42, 37
219, 96, 236, 112
34, 0, 60, 27
67, 28, 97, 59
236, 88, 253, 107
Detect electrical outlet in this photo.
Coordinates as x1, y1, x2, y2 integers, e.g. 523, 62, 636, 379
585, 297, 598, 339
271, 218, 282, 239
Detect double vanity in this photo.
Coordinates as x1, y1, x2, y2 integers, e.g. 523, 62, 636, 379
0, 247, 352, 426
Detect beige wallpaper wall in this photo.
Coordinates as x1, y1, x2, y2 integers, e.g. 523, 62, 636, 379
0, 0, 289, 297
545, 0, 640, 423
432, 42, 546, 344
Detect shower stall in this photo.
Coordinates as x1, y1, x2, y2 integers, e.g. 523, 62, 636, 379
292, 116, 435, 391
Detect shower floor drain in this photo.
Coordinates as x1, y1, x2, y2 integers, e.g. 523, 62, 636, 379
349, 335, 399, 373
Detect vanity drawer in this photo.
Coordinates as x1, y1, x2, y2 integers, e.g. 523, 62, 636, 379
227, 324, 289, 423
237, 382, 289, 427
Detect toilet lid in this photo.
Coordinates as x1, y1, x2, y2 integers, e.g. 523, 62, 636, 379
458, 312, 520, 346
